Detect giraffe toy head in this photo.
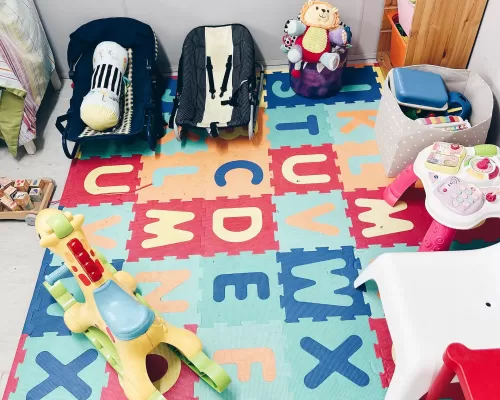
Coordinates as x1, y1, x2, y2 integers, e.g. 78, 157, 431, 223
36, 209, 110, 291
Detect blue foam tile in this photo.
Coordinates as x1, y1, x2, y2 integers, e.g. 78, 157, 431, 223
264, 66, 380, 109
277, 247, 371, 323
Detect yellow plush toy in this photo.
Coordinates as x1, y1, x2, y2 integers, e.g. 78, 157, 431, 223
80, 41, 128, 131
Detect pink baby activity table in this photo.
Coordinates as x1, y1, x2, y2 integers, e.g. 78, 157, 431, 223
383, 142, 500, 251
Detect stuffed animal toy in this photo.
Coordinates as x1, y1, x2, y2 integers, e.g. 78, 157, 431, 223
284, 0, 350, 77
80, 41, 128, 131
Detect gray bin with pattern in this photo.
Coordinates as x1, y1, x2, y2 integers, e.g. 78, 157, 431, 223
375, 65, 493, 177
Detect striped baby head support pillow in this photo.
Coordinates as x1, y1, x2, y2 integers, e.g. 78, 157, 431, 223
81, 41, 128, 131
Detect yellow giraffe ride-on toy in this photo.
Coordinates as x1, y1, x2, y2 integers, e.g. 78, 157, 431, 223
35, 209, 231, 400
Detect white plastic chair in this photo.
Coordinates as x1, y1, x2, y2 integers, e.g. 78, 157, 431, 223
354, 242, 500, 400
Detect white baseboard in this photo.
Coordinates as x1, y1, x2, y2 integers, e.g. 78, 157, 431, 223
58, 53, 378, 78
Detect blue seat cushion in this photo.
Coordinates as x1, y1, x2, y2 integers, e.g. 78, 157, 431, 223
93, 280, 155, 341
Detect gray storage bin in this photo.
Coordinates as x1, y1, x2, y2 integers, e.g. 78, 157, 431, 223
375, 65, 493, 177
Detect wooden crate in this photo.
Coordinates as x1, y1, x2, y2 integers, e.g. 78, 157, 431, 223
0, 178, 56, 225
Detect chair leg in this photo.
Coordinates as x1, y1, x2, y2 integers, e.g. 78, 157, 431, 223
383, 163, 419, 206
418, 220, 456, 252
425, 363, 456, 400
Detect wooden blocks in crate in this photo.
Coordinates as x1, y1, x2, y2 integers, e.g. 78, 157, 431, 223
0, 177, 56, 225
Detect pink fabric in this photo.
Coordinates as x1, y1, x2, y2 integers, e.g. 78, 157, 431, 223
0, 0, 55, 146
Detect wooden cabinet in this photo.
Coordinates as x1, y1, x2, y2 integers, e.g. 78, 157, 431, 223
377, 0, 488, 78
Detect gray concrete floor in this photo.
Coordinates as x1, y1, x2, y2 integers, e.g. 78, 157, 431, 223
0, 82, 72, 394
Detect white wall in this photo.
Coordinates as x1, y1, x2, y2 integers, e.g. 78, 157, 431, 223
34, 0, 384, 75
468, 0, 500, 144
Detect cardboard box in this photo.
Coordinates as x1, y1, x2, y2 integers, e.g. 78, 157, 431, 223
1, 196, 21, 211
14, 191, 34, 210
14, 179, 30, 192
29, 188, 43, 202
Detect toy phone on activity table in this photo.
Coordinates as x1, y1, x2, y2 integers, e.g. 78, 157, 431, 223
35, 209, 231, 400
415, 142, 500, 229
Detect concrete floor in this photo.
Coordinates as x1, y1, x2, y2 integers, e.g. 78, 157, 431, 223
0, 82, 72, 394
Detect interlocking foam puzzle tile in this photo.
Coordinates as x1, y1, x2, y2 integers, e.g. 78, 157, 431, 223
372, 66, 384, 94
137, 146, 272, 203
264, 66, 380, 109
206, 107, 270, 153
325, 101, 379, 144
269, 144, 343, 196
161, 77, 177, 123
60, 155, 143, 207
369, 318, 394, 389
198, 251, 285, 328
9, 64, 401, 400
194, 321, 293, 400
127, 198, 203, 261
3, 334, 27, 400
344, 187, 433, 248
355, 244, 419, 319
283, 317, 386, 400
453, 218, 500, 244
333, 141, 393, 192
49, 203, 135, 266
127, 195, 278, 261
123, 257, 202, 327
266, 104, 332, 149
79, 137, 155, 160
23, 248, 124, 338
450, 239, 500, 251
10, 333, 108, 400
272, 190, 354, 251
278, 247, 371, 323
369, 318, 466, 400
101, 325, 200, 400
22, 250, 71, 337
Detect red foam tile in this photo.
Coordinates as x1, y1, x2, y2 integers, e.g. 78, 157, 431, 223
369, 318, 395, 388
269, 145, 342, 196
60, 156, 142, 207
201, 195, 278, 256
164, 325, 199, 400
370, 318, 465, 399
2, 334, 27, 400
344, 187, 432, 248
454, 218, 500, 244
101, 363, 127, 400
127, 200, 204, 261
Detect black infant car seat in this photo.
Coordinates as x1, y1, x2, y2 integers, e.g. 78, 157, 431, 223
169, 24, 264, 140
56, 18, 164, 158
